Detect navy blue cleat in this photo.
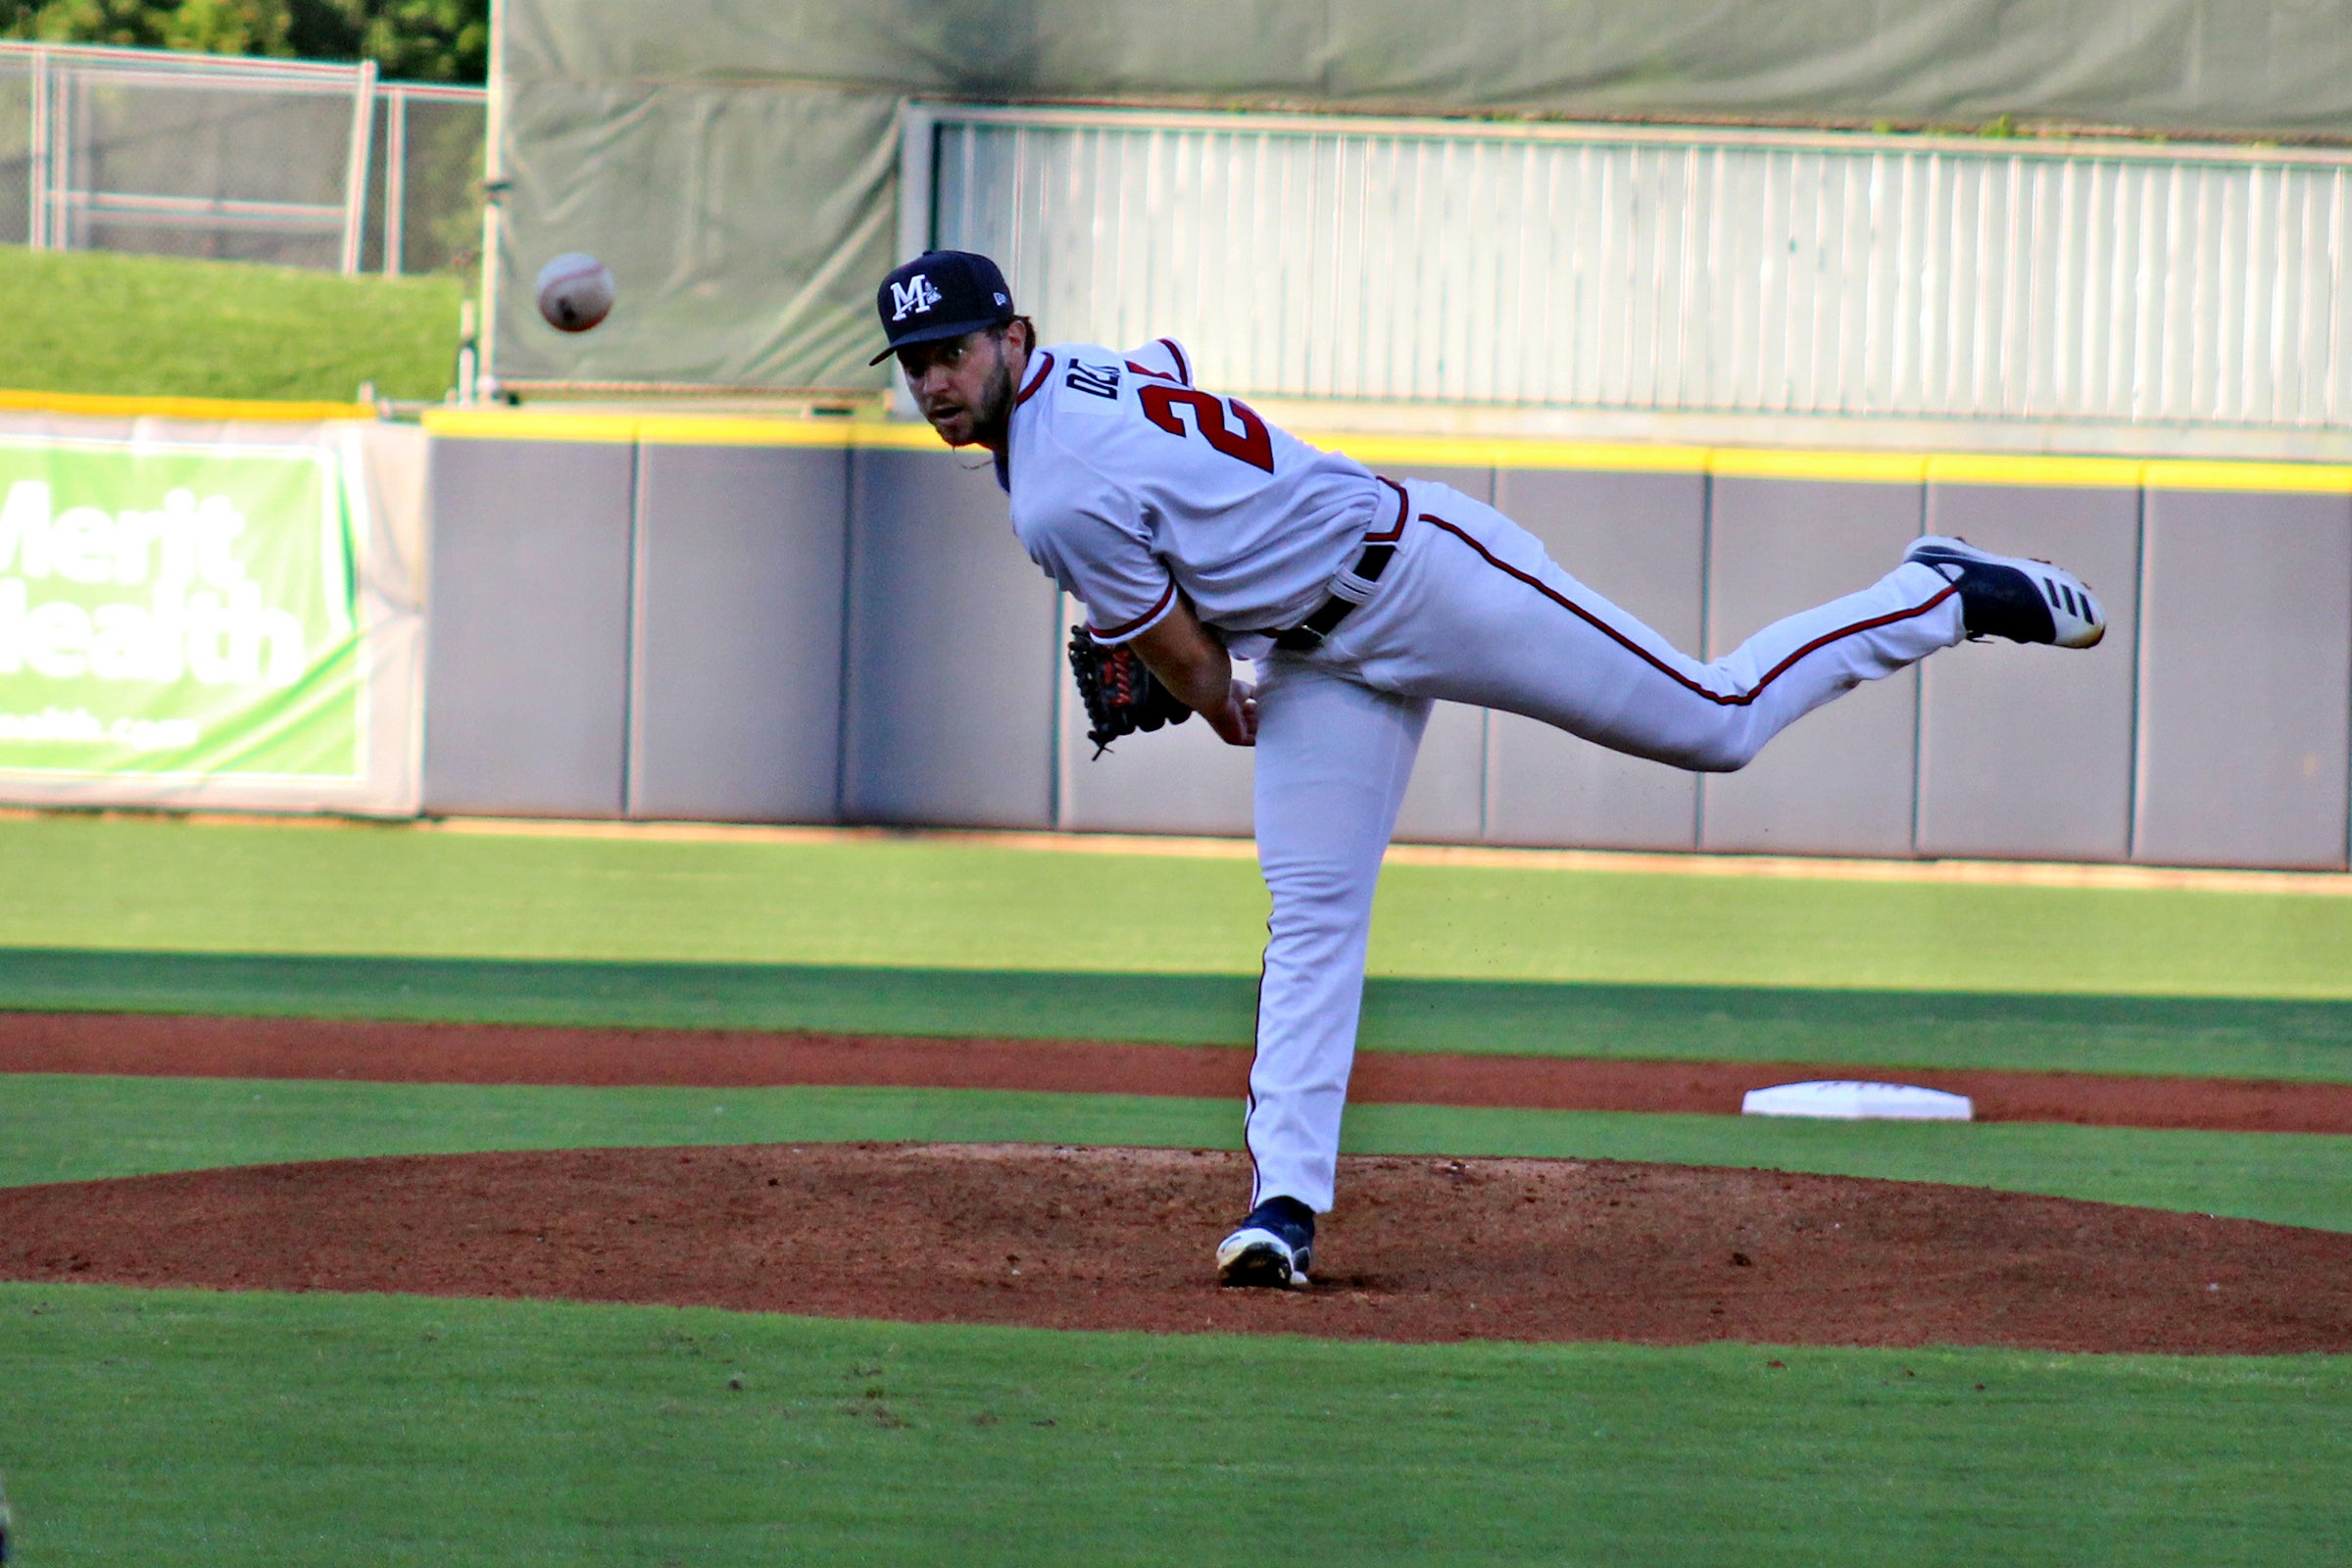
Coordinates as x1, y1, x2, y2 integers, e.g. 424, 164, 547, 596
1904, 536, 2105, 649
1216, 1196, 1315, 1289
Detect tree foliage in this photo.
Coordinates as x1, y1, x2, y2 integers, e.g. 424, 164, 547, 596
0, 0, 487, 82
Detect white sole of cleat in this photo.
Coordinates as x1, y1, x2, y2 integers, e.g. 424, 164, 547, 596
1216, 1228, 1307, 1289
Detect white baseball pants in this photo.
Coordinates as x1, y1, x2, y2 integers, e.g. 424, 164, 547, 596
1244, 479, 1966, 1211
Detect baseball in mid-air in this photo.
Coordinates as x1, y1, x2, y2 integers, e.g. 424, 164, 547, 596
535, 253, 614, 332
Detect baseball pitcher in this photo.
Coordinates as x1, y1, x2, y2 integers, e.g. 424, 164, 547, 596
872, 250, 2104, 1289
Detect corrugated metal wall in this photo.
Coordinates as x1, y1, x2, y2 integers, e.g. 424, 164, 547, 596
927, 109, 2352, 433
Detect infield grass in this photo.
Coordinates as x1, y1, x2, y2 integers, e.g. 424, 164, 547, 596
3, 812, 2352, 1000
12, 947, 2352, 1082
0, 245, 466, 403
4, 1284, 2347, 1567
9, 1074, 2352, 1233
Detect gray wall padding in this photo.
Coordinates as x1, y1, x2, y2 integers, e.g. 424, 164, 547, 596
2134, 488, 2352, 869
1487, 467, 1707, 852
842, 448, 1060, 828
422, 438, 636, 818
1917, 482, 2141, 861
1698, 478, 1926, 858
628, 444, 851, 823
420, 432, 2352, 871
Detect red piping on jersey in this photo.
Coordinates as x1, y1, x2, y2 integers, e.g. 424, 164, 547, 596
1159, 338, 1192, 385
1013, 352, 1054, 408
1126, 360, 1181, 382
1087, 580, 1178, 642
1420, 514, 1959, 709
1368, 477, 1409, 542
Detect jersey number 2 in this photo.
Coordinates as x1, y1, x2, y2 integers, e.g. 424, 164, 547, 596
1138, 385, 1274, 473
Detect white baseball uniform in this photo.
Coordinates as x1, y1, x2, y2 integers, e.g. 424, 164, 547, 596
1002, 339, 1966, 1212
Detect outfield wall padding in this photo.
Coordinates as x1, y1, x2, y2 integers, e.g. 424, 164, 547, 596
628, 444, 849, 823
417, 419, 2352, 871
2135, 488, 2352, 869
1917, 481, 2142, 863
420, 437, 635, 818
842, 449, 1061, 830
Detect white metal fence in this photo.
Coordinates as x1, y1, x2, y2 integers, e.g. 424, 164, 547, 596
919, 106, 2352, 433
0, 40, 483, 275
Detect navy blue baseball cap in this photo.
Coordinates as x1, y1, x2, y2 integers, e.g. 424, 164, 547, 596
870, 250, 1016, 365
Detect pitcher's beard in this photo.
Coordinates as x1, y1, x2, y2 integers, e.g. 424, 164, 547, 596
962, 359, 1017, 449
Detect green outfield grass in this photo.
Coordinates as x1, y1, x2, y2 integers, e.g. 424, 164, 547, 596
9, 1075, 2352, 1233
6, 810, 2351, 1560
0, 246, 466, 403
4, 1284, 2346, 1567
3, 812, 2351, 998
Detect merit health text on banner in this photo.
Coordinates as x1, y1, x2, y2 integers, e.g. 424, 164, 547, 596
0, 416, 423, 814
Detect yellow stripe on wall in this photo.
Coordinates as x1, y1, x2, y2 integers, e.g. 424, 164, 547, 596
1923, 453, 2148, 489
420, 408, 646, 444
1293, 432, 1720, 475
422, 407, 943, 451
0, 388, 375, 423
2138, 459, 2352, 494
1706, 447, 1929, 484
419, 404, 2352, 495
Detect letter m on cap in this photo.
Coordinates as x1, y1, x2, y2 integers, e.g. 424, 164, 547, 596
891, 274, 944, 320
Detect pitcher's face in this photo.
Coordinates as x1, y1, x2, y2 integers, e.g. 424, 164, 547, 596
900, 326, 1023, 449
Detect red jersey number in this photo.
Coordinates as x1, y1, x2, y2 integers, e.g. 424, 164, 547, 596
1138, 385, 1275, 473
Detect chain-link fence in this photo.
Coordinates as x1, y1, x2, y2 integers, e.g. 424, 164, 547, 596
360, 82, 488, 275
0, 40, 483, 275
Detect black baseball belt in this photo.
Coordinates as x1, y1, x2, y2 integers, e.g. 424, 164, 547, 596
1270, 476, 1411, 652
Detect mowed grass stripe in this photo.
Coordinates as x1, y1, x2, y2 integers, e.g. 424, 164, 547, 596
10, 949, 2352, 1082
7, 1075, 2352, 1233
5, 812, 2351, 997
5, 1284, 2348, 1568
0, 244, 466, 403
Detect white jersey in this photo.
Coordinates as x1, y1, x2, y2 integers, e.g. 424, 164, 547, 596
1002, 337, 1387, 644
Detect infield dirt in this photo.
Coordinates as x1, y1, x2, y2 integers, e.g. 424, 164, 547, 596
9, 1010, 2352, 1133
7, 1142, 2349, 1354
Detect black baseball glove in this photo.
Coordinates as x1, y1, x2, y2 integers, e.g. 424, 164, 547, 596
1068, 624, 1192, 756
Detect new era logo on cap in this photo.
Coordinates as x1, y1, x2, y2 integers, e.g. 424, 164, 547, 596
872, 251, 1016, 364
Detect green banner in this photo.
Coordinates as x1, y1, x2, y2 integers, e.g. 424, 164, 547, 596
0, 434, 362, 782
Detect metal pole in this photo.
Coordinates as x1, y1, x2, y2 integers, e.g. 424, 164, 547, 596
56, 54, 78, 250
896, 101, 936, 265
455, 298, 477, 406
889, 102, 938, 417
339, 57, 377, 274
25, 47, 46, 249
382, 84, 407, 275
475, 0, 509, 396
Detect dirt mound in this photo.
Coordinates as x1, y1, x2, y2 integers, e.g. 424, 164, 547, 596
8, 1144, 2349, 1353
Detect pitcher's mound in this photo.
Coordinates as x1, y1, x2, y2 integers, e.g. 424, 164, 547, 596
6, 1143, 2348, 1353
